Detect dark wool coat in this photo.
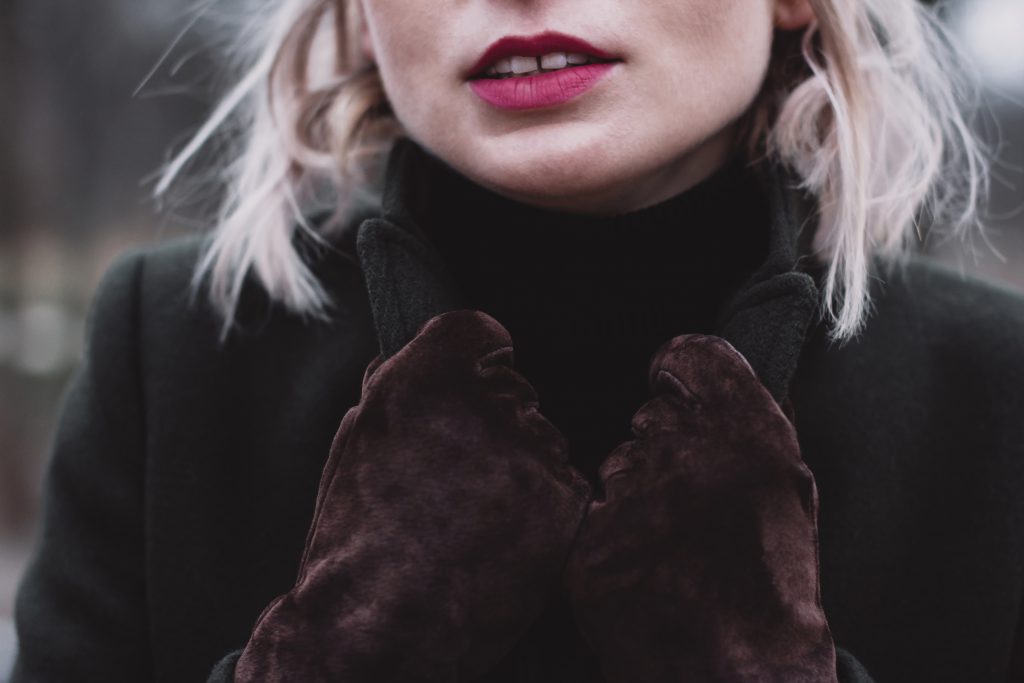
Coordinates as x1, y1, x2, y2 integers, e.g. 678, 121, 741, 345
10, 139, 1024, 682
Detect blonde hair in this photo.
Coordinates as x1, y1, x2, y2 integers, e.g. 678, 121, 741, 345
156, 0, 990, 345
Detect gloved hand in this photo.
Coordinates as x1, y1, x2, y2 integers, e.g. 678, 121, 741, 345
234, 308, 592, 681
564, 332, 838, 683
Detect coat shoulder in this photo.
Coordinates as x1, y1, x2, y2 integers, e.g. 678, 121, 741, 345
797, 250, 1024, 418
870, 251, 1024, 365
103, 223, 372, 351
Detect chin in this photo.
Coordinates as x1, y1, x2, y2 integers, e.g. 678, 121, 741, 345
475, 166, 630, 213
450, 137, 639, 212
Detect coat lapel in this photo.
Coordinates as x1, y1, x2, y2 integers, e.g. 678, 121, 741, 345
714, 158, 823, 404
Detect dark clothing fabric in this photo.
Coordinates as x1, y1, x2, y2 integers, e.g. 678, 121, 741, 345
10, 136, 1024, 682
405, 148, 772, 484
330, 139, 830, 683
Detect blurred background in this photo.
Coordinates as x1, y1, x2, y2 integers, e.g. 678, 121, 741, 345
0, 0, 1022, 678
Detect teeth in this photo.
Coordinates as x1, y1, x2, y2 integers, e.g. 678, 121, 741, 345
540, 53, 568, 70
510, 55, 539, 74
483, 52, 599, 79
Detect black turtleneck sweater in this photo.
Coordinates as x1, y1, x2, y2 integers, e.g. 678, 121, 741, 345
407, 152, 771, 484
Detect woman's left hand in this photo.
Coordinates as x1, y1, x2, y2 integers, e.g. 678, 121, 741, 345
564, 333, 839, 683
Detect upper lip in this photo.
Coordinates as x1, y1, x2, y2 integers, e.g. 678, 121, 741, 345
466, 30, 621, 79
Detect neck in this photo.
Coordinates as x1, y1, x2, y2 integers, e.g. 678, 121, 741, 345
457, 123, 741, 216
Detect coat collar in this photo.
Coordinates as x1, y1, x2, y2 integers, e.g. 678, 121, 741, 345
355, 136, 822, 404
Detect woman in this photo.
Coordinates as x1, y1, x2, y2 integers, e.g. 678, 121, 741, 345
10, 0, 1024, 681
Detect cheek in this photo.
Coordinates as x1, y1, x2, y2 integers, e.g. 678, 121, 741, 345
362, 2, 450, 129
644, 0, 775, 126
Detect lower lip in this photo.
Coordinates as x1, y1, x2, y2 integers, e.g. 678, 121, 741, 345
468, 62, 619, 111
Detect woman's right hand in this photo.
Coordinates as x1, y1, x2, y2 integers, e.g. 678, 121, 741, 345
233, 308, 592, 682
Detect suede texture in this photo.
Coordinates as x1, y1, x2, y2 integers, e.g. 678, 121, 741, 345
564, 333, 838, 683
233, 309, 591, 681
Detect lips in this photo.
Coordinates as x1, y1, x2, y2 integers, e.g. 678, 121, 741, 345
466, 30, 621, 80
468, 62, 619, 110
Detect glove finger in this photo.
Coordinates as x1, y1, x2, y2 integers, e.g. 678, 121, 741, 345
363, 309, 512, 394
408, 308, 513, 366
477, 352, 539, 406
630, 334, 809, 492
647, 333, 778, 414
468, 331, 588, 475
359, 352, 388, 391
595, 440, 646, 501
595, 391, 691, 487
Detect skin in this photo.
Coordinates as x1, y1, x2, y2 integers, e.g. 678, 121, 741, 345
356, 0, 815, 215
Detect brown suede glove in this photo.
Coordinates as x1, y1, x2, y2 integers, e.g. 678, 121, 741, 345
234, 308, 591, 681
564, 333, 838, 683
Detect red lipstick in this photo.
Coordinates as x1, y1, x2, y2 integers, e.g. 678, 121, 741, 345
466, 31, 622, 111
